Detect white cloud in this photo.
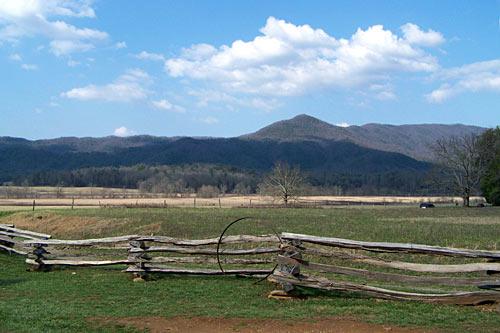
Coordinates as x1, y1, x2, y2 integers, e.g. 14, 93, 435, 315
50, 40, 94, 56
188, 89, 281, 111
151, 99, 185, 113
135, 51, 165, 61
21, 63, 37, 70
67, 59, 80, 67
61, 68, 150, 102
198, 116, 219, 124
426, 59, 500, 103
336, 122, 350, 128
113, 126, 135, 137
165, 17, 442, 97
0, 0, 108, 55
9, 53, 22, 61
115, 41, 127, 49
401, 23, 445, 47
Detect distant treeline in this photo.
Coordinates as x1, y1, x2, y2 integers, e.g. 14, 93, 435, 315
9, 163, 440, 196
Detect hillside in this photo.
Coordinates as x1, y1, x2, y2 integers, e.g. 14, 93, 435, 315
0, 114, 487, 192
243, 114, 486, 161
0, 137, 430, 184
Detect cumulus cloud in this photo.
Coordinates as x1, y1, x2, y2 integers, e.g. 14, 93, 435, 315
151, 99, 185, 112
401, 23, 445, 47
165, 17, 442, 97
61, 69, 150, 102
113, 126, 135, 137
135, 51, 165, 61
426, 59, 500, 103
336, 122, 350, 128
0, 0, 108, 55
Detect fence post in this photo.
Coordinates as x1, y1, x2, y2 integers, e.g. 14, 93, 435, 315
32, 200, 35, 211
276, 239, 302, 293
26, 242, 51, 272
128, 240, 150, 281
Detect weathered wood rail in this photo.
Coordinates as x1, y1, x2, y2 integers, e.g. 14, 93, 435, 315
0, 224, 51, 256
269, 233, 500, 305
2, 224, 499, 306
18, 231, 279, 279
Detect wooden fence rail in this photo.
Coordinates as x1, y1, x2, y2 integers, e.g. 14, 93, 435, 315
2, 224, 499, 305
271, 233, 500, 305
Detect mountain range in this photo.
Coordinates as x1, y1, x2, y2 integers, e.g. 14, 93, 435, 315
0, 115, 487, 184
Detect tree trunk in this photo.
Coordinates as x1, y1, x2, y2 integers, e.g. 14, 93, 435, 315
463, 196, 470, 207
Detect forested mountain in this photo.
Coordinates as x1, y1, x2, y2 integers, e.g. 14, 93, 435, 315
243, 114, 486, 161
0, 115, 486, 194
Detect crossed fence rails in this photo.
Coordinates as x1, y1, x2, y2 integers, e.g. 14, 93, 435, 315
1, 223, 499, 305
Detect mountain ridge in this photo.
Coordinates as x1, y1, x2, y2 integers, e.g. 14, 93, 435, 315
242, 114, 487, 160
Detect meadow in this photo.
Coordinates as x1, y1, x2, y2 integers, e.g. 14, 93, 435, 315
1, 206, 499, 332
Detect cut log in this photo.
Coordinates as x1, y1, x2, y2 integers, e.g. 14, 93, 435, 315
147, 256, 273, 265
0, 230, 44, 241
269, 272, 500, 305
0, 226, 50, 239
24, 235, 139, 246
137, 234, 279, 246
129, 246, 279, 255
282, 232, 500, 259
25, 258, 129, 266
0, 243, 27, 255
277, 256, 500, 287
300, 248, 500, 273
126, 266, 272, 275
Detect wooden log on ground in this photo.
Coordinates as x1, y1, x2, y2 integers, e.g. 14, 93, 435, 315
277, 256, 500, 287
126, 266, 272, 275
269, 272, 500, 305
282, 232, 500, 259
137, 234, 279, 246
0, 226, 50, 239
129, 246, 279, 255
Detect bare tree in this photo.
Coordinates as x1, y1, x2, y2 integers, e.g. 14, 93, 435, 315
432, 134, 484, 207
263, 161, 304, 206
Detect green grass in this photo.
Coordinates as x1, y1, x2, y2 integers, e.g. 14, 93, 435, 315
1, 206, 500, 332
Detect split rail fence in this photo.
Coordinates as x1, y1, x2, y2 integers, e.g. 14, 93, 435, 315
270, 232, 500, 305
1, 224, 499, 305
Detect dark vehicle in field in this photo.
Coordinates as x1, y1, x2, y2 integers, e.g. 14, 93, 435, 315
419, 202, 435, 209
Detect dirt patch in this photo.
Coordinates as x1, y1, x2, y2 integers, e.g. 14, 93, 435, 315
94, 316, 439, 333
2, 212, 125, 238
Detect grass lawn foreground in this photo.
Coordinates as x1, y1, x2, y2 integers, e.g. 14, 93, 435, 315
1, 206, 499, 332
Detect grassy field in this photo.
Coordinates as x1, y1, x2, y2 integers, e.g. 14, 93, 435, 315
1, 206, 500, 332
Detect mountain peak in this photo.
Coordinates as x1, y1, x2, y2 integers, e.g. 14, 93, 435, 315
242, 114, 486, 161
241, 114, 351, 142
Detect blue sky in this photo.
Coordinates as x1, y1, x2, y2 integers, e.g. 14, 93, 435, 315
0, 0, 499, 139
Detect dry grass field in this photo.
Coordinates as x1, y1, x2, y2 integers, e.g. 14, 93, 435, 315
0, 185, 486, 210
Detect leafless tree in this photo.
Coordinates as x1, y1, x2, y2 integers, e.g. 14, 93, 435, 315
263, 161, 304, 206
432, 134, 485, 207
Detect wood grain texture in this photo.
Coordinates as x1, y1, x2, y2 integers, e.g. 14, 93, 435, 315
282, 232, 500, 259
269, 272, 500, 305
